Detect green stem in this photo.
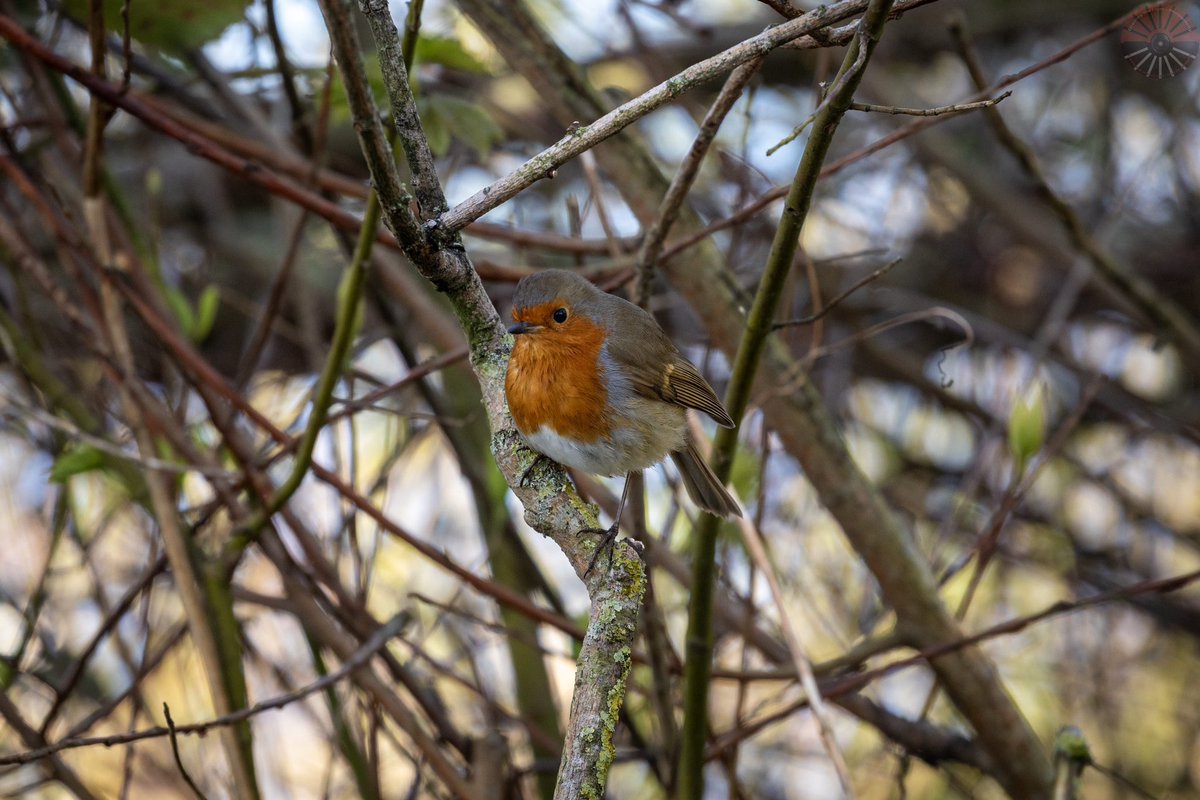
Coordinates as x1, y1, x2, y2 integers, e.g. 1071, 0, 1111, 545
270, 191, 378, 513
230, 0, 427, 552
401, 0, 424, 66
228, 189, 379, 551
675, 4, 895, 797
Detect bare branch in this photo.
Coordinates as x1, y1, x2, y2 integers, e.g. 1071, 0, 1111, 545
438, 0, 883, 232
163, 703, 209, 800
952, 14, 1200, 364
0, 614, 410, 767
773, 257, 902, 329
634, 57, 763, 306
315, 0, 649, 795
849, 90, 1011, 116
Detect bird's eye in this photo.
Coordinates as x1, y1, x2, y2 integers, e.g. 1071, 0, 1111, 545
553, 307, 568, 323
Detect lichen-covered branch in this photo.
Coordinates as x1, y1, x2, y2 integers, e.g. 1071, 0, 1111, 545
315, 0, 646, 796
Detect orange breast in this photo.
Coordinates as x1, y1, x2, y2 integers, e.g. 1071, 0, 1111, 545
506, 317, 610, 443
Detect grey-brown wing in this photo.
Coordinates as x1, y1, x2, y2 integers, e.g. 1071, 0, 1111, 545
602, 308, 735, 428
661, 358, 735, 428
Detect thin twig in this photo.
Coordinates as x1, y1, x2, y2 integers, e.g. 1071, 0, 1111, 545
768, 67, 1009, 155
320, 2, 650, 796
0, 614, 410, 767
801, 306, 974, 364
0, 692, 100, 799
79, 0, 259, 793
634, 57, 763, 306
1088, 761, 1158, 800
103, 273, 569, 638
0, 405, 237, 478
773, 257, 901, 329
231, 161, 381, 545
436, 0, 897, 232
118, 0, 132, 91
235, 60, 336, 387
904, 374, 1103, 779
951, 13, 1200, 363
579, 151, 624, 260
767, 30, 871, 155
263, 0, 314, 150
653, 4, 1163, 271
849, 90, 1010, 116
163, 704, 208, 800
706, 567, 1200, 755
955, 375, 1103, 612
727, 465, 857, 795
325, 346, 470, 422
678, 5, 898, 798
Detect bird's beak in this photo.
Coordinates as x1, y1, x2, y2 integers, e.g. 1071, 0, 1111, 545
509, 321, 536, 335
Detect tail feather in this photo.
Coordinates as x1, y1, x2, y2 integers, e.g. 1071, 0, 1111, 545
670, 438, 741, 519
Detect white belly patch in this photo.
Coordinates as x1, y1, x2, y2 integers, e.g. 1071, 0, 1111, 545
520, 396, 687, 476
525, 426, 624, 475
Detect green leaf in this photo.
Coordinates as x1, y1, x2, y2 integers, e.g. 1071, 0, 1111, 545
413, 35, 490, 74
1054, 725, 1092, 763
1008, 382, 1046, 472
421, 96, 502, 159
50, 446, 107, 483
60, 0, 251, 54
193, 285, 221, 342
163, 286, 195, 338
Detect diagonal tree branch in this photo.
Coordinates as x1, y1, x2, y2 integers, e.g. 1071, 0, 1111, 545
437, 0, 887, 232
634, 56, 763, 306
454, 0, 1057, 797
314, 0, 645, 796
950, 14, 1200, 365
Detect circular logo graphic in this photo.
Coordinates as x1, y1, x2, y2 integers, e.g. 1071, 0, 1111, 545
1120, 6, 1200, 78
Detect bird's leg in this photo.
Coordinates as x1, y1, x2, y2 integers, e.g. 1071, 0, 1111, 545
581, 473, 635, 576
519, 452, 554, 487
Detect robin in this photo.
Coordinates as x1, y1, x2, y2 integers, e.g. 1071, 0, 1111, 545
505, 270, 741, 568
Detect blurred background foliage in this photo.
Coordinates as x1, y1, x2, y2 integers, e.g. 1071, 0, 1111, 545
0, 0, 1198, 798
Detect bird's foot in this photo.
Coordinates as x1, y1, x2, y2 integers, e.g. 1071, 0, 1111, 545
578, 525, 646, 576
579, 523, 620, 577
519, 453, 553, 487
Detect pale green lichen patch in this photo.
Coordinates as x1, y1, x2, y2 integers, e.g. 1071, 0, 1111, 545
591, 651, 634, 788
470, 335, 510, 379
563, 488, 598, 524
612, 546, 646, 602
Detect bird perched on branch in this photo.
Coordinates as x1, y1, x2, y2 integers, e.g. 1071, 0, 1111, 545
504, 269, 741, 570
